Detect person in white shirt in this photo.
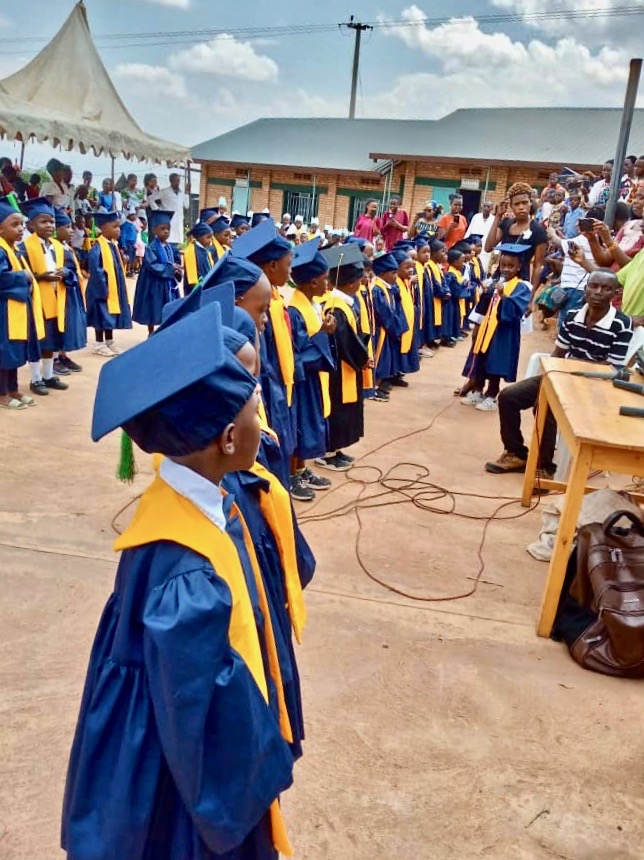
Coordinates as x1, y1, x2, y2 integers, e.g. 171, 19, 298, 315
155, 173, 189, 246
588, 161, 613, 207
465, 200, 494, 267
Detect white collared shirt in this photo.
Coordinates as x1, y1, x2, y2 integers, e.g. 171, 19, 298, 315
330, 287, 357, 308
159, 457, 227, 533
40, 237, 57, 272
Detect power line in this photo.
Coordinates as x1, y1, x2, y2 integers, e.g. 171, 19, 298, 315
0, 5, 641, 52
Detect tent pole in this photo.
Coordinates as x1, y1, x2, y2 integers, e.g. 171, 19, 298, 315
19, 140, 26, 170
110, 155, 115, 211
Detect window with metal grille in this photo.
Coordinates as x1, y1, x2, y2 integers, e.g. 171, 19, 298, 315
282, 190, 319, 222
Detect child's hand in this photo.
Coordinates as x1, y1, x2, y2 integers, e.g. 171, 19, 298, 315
321, 312, 337, 334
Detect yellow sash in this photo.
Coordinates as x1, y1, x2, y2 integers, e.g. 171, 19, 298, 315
97, 235, 123, 315
0, 237, 45, 341
357, 291, 374, 391
269, 289, 295, 406
448, 266, 466, 319
114, 476, 293, 856
66, 244, 87, 305
373, 277, 392, 367
287, 288, 331, 418
250, 461, 307, 643
474, 277, 520, 355
396, 276, 415, 355
258, 398, 280, 443
213, 238, 227, 260
184, 242, 213, 289
471, 256, 482, 303
322, 293, 359, 404
426, 260, 443, 325
23, 232, 63, 323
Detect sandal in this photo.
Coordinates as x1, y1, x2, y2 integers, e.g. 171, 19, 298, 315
1, 397, 28, 410
13, 394, 36, 407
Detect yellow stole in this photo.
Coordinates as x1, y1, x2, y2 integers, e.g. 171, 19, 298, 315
396, 276, 415, 355
0, 237, 45, 341
426, 260, 443, 325
213, 238, 227, 260
184, 242, 213, 289
115, 476, 293, 856
322, 293, 359, 404
448, 265, 466, 319
357, 290, 374, 391
471, 256, 482, 302
269, 289, 295, 406
23, 232, 62, 323
414, 261, 425, 329
373, 277, 393, 366
249, 460, 307, 643
65, 243, 86, 305
258, 398, 279, 443
474, 277, 520, 355
97, 236, 123, 314
287, 288, 331, 418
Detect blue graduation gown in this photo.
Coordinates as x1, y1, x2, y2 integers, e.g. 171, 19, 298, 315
420, 268, 439, 343
183, 243, 214, 294
259, 331, 295, 476
133, 238, 181, 326
462, 280, 531, 382
287, 307, 335, 461
59, 246, 87, 352
388, 283, 410, 375
0, 248, 41, 368
372, 282, 403, 382
441, 272, 462, 340
85, 241, 133, 331
61, 538, 293, 860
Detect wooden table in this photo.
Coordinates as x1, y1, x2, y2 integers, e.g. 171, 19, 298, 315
521, 357, 644, 637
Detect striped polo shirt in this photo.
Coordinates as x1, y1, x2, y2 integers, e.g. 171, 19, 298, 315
556, 304, 633, 365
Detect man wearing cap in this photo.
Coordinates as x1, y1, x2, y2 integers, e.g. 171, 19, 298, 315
133, 210, 182, 334
62, 301, 296, 860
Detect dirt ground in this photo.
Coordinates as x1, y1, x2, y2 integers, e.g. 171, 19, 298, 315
0, 308, 643, 860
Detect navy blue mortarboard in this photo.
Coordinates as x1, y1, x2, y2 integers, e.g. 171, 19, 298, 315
234, 218, 292, 265
345, 236, 367, 250
291, 238, 328, 285
191, 221, 213, 239
210, 215, 231, 235
200, 207, 219, 224
21, 196, 54, 220
148, 209, 174, 230
202, 253, 264, 299
0, 195, 20, 222
54, 208, 72, 228
94, 211, 120, 227
393, 240, 414, 252
412, 234, 430, 248
372, 253, 399, 275
231, 214, 250, 231
200, 280, 236, 327
321, 242, 364, 287
160, 284, 203, 329
468, 234, 483, 243
160, 280, 236, 330
232, 306, 257, 343
392, 248, 411, 265
251, 212, 270, 228
498, 242, 531, 256
92, 302, 257, 456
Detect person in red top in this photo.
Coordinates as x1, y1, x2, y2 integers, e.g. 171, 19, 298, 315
353, 198, 382, 242
380, 196, 409, 251
438, 195, 468, 248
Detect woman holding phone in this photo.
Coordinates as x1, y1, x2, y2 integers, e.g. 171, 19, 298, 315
437, 195, 468, 248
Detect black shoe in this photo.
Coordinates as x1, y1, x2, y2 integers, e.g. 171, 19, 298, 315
380, 379, 393, 392
43, 376, 69, 391
52, 359, 72, 376
373, 389, 390, 402
290, 473, 315, 502
302, 467, 332, 490
29, 380, 49, 396
59, 355, 82, 373
390, 376, 409, 388
441, 339, 457, 348
314, 454, 352, 472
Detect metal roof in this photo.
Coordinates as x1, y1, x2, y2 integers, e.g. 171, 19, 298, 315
191, 108, 644, 171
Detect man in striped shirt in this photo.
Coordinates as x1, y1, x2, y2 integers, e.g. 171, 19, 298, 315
486, 269, 633, 477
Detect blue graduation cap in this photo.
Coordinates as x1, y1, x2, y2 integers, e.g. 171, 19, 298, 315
232, 306, 257, 343
91, 302, 257, 456
233, 217, 292, 264
498, 242, 531, 256
202, 253, 264, 298
200, 207, 219, 223
320, 242, 364, 287
345, 236, 367, 250
412, 234, 430, 248
392, 248, 410, 265
20, 196, 54, 220
291, 237, 328, 285
94, 211, 120, 227
54, 208, 72, 228
231, 214, 250, 231
210, 215, 231, 235
200, 279, 236, 327
250, 212, 269, 228
372, 252, 399, 276
393, 240, 414, 251
191, 220, 213, 239
160, 280, 236, 331
0, 195, 20, 222
468, 234, 484, 243
148, 209, 174, 230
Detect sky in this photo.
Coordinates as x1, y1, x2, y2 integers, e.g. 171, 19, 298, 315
0, 0, 642, 184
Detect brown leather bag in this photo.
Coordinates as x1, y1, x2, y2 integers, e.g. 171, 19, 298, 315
567, 510, 644, 677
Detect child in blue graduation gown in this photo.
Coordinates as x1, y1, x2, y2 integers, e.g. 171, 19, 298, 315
425, 239, 450, 347
184, 221, 215, 293
133, 209, 182, 334
62, 302, 295, 860
53, 209, 87, 362
85, 211, 132, 357
0, 196, 43, 409
286, 238, 336, 502
371, 252, 407, 401
461, 244, 532, 411
391, 247, 420, 378
442, 248, 467, 344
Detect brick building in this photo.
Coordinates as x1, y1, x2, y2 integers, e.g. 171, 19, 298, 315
191, 107, 644, 228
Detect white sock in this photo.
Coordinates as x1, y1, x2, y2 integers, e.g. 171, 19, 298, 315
29, 361, 42, 384
106, 338, 114, 346
42, 358, 55, 380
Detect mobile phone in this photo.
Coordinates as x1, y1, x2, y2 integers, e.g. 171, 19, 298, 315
453, 214, 460, 223
578, 217, 593, 232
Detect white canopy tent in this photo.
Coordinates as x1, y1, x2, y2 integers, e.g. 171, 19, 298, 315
0, 1, 189, 165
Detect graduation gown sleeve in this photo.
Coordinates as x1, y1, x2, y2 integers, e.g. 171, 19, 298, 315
372, 285, 397, 333
142, 242, 177, 280
497, 281, 531, 323
330, 310, 369, 372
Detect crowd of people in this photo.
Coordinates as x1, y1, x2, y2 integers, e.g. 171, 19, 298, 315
0, 148, 643, 858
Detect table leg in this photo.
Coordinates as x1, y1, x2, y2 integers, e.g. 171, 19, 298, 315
521, 380, 549, 507
536, 443, 593, 638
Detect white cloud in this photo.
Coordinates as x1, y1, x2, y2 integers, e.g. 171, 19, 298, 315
169, 34, 279, 82
114, 63, 190, 101
142, 0, 190, 8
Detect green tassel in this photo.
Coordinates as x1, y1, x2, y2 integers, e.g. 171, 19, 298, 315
116, 431, 136, 483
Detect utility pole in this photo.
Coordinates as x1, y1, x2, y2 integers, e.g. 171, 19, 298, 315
344, 16, 373, 119
605, 57, 641, 228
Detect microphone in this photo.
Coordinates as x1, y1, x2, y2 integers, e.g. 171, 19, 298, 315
613, 379, 644, 396
619, 406, 644, 418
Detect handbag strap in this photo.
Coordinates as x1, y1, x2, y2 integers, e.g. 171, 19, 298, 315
603, 509, 644, 536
